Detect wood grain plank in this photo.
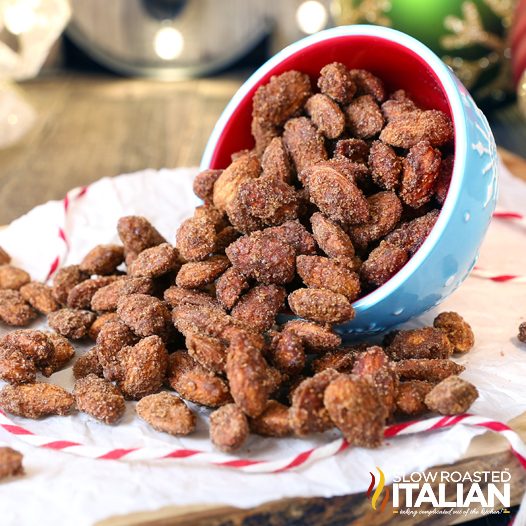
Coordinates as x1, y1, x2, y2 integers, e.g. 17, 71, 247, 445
97, 450, 525, 526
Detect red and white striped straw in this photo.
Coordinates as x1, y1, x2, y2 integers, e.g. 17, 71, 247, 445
471, 268, 526, 284
45, 186, 88, 281
0, 409, 524, 473
471, 209, 526, 283
493, 211, 525, 222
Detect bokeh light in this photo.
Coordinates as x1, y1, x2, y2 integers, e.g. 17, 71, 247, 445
153, 26, 184, 61
296, 1, 328, 35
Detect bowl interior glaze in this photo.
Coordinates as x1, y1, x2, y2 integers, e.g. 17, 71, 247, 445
203, 33, 453, 170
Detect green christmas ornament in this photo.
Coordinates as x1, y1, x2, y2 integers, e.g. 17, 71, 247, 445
331, 0, 515, 105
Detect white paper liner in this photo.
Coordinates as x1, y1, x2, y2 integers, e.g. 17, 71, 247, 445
0, 163, 525, 525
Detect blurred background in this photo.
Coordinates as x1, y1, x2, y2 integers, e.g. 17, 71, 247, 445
0, 0, 525, 226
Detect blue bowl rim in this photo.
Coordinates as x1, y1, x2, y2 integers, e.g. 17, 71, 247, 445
200, 25, 469, 315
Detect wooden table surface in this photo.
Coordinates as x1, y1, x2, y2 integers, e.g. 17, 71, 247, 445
2, 74, 526, 525
0, 73, 242, 225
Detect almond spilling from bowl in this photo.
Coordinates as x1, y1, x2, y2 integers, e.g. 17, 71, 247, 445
0, 64, 480, 456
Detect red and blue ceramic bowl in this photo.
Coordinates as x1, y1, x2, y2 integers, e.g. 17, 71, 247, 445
200, 25, 498, 336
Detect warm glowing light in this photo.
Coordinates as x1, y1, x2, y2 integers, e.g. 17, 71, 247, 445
4, 0, 37, 35
153, 26, 184, 61
296, 1, 328, 35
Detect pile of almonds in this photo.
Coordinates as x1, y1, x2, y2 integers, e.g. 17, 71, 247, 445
0, 218, 479, 459
0, 64, 483, 478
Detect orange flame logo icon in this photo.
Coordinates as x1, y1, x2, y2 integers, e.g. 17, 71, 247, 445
367, 467, 390, 512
